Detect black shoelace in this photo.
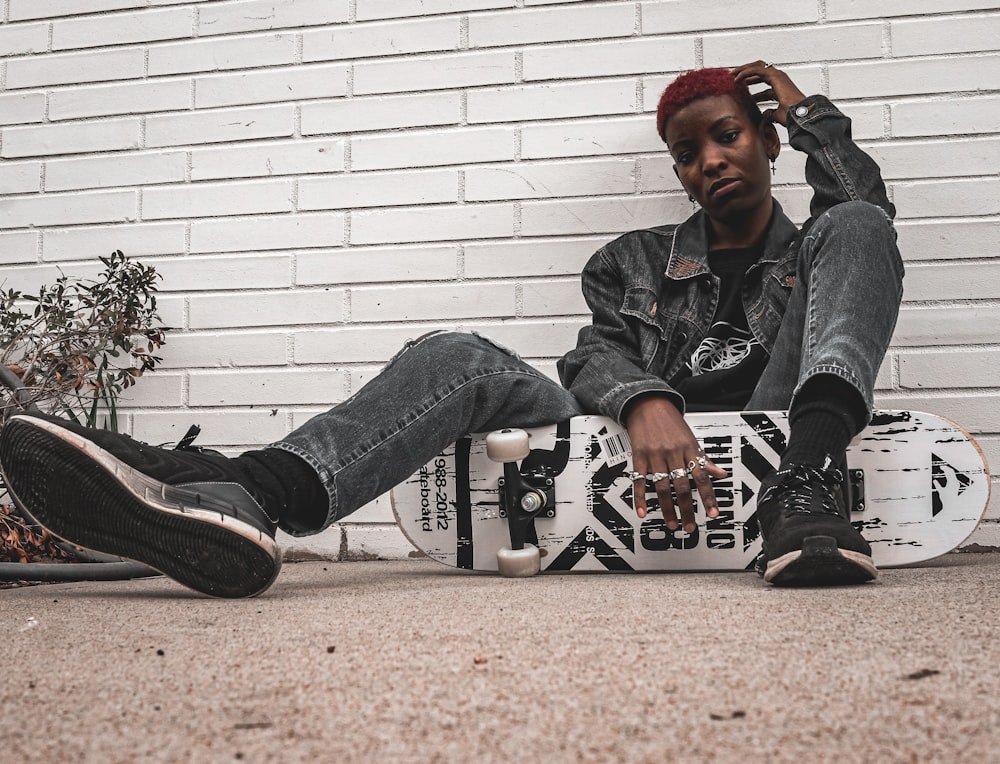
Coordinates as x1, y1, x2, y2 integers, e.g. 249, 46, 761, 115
762, 464, 844, 517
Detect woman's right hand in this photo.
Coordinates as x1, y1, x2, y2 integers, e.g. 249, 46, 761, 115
731, 60, 808, 127
625, 396, 728, 533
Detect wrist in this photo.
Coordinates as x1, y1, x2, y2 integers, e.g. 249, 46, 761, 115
623, 393, 684, 428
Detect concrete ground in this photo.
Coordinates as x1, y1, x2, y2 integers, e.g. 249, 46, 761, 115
3, 554, 1000, 763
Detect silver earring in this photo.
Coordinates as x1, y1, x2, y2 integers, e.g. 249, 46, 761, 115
769, 156, 776, 175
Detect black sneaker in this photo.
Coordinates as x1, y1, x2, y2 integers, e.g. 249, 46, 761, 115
0, 412, 281, 598
755, 459, 876, 586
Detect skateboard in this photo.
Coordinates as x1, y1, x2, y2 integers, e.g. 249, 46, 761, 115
391, 411, 991, 576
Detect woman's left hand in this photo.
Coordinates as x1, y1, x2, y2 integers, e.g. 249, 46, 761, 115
731, 61, 807, 127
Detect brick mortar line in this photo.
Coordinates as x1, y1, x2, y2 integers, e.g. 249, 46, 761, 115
9, 5, 1000, 36
9, 21, 974, 66
7, 66, 998, 107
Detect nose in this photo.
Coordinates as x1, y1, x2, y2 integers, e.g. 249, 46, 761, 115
701, 144, 728, 175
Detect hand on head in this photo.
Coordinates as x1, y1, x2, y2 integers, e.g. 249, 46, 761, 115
731, 61, 808, 127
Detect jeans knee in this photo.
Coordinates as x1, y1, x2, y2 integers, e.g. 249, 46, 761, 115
810, 201, 903, 279
393, 330, 518, 371
820, 200, 894, 239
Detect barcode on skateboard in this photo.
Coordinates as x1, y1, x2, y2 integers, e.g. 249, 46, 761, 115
601, 431, 632, 465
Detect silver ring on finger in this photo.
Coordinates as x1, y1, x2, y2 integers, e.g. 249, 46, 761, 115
696, 455, 708, 469
668, 468, 687, 481
628, 470, 644, 481
650, 472, 670, 483
764, 61, 774, 68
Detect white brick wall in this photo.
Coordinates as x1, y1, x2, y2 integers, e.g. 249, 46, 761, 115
1, 1, 997, 560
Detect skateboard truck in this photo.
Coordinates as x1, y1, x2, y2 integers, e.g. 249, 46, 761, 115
486, 428, 556, 578
849, 469, 866, 513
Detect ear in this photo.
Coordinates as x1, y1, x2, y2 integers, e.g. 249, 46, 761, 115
761, 121, 781, 162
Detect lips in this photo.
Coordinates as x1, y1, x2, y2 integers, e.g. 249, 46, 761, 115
708, 178, 740, 198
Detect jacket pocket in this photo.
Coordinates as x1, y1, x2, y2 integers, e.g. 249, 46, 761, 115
620, 287, 687, 375
753, 258, 797, 347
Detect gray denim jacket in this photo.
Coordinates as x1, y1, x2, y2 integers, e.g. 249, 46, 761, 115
557, 95, 895, 422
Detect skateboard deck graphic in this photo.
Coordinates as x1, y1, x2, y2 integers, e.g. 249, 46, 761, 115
391, 411, 990, 573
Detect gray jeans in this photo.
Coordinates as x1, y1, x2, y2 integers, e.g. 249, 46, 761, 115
747, 200, 903, 414
274, 332, 583, 535
275, 200, 903, 535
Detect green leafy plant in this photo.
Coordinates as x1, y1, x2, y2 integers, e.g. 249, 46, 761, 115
0, 250, 169, 566
0, 249, 167, 429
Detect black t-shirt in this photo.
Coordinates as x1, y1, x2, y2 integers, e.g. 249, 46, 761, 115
671, 244, 768, 411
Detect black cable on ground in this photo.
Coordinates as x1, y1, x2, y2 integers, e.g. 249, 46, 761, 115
0, 561, 160, 582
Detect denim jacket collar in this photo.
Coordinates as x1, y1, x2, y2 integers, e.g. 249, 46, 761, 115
666, 200, 800, 280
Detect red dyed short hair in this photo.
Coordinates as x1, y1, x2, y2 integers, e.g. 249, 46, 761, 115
656, 68, 762, 143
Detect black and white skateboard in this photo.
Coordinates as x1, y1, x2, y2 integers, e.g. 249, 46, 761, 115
391, 411, 990, 576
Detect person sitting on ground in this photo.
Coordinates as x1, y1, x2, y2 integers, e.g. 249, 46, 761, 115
0, 60, 902, 597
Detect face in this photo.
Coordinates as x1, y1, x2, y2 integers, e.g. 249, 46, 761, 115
666, 94, 779, 229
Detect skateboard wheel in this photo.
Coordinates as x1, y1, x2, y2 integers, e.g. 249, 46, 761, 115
497, 544, 541, 577
486, 428, 530, 463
